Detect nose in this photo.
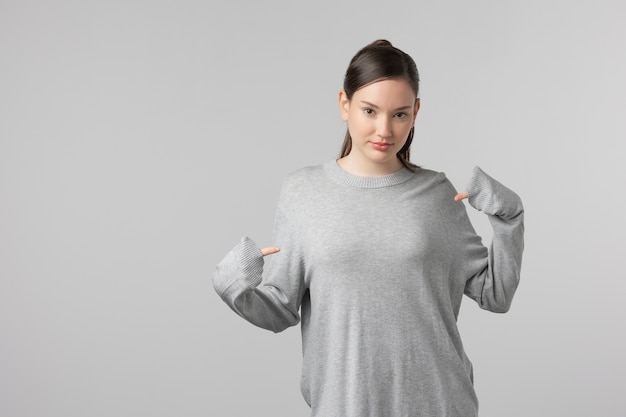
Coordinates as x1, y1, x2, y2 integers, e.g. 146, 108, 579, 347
376, 116, 392, 139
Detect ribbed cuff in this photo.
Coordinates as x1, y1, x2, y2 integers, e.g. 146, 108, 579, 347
238, 237, 264, 287
213, 236, 264, 296
466, 166, 523, 219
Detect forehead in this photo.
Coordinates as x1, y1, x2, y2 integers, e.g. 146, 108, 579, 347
352, 78, 416, 105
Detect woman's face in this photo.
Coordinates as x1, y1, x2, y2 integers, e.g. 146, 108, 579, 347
339, 78, 419, 171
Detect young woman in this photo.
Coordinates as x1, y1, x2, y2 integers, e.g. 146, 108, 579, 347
213, 39, 524, 417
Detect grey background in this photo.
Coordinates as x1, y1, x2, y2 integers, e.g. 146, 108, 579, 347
1, 1, 625, 416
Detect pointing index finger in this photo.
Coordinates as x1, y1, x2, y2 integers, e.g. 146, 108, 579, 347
261, 246, 281, 256
454, 191, 469, 202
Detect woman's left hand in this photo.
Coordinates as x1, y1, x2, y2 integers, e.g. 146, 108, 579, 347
454, 191, 469, 202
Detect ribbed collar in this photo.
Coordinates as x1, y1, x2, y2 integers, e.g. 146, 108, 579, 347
323, 160, 415, 189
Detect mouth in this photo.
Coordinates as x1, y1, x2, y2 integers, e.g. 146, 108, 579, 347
370, 141, 393, 151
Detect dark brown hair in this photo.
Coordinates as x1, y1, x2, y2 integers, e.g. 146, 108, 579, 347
339, 39, 420, 171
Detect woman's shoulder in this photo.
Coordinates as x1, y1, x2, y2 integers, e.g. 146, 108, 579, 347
274, 163, 327, 206
408, 167, 463, 205
414, 166, 444, 179
281, 163, 325, 188
413, 166, 454, 187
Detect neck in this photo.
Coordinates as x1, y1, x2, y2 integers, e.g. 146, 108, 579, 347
337, 154, 404, 176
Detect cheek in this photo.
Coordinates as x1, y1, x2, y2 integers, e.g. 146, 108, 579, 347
396, 121, 413, 135
347, 115, 366, 135
353, 113, 375, 130
393, 124, 412, 146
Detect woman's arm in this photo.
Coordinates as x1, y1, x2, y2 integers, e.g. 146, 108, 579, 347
212, 185, 306, 332
460, 166, 525, 313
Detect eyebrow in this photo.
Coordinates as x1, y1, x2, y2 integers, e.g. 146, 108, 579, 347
359, 101, 413, 111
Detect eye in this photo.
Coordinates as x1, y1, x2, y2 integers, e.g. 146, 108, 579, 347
363, 108, 375, 116
394, 112, 408, 119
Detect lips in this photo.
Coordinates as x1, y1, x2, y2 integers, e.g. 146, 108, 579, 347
370, 142, 392, 151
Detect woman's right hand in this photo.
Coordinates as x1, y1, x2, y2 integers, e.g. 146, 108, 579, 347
261, 246, 280, 256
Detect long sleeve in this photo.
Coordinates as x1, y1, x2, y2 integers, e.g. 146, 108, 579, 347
462, 166, 525, 313
212, 181, 307, 333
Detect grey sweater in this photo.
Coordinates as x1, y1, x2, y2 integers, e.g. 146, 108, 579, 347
213, 160, 524, 417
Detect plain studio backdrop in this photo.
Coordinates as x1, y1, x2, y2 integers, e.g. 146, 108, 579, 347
1, 1, 625, 416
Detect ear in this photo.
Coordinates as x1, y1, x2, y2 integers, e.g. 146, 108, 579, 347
412, 98, 421, 124
338, 90, 350, 122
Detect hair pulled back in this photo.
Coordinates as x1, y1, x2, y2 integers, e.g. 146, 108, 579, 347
339, 39, 420, 171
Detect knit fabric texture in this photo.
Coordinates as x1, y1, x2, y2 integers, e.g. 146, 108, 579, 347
213, 160, 525, 417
